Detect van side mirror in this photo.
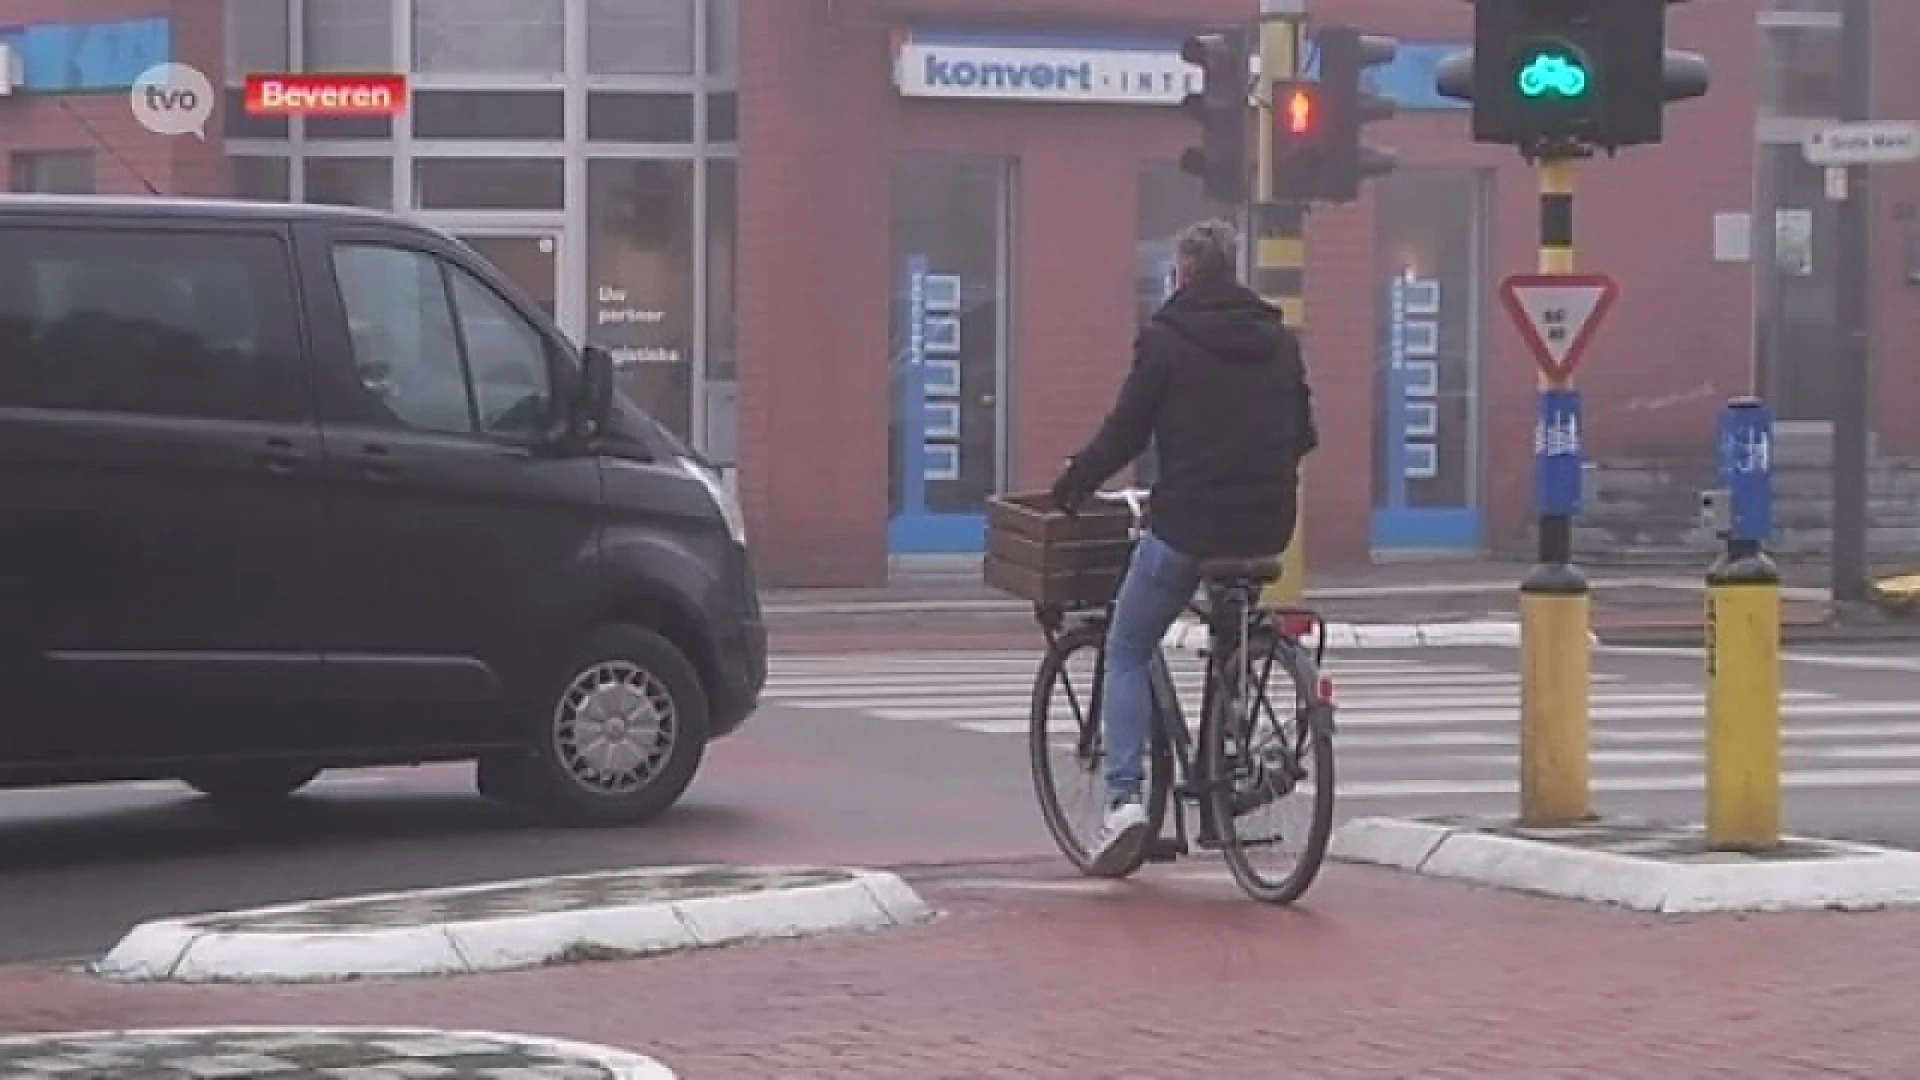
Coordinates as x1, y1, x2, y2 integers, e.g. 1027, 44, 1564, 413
564, 345, 616, 450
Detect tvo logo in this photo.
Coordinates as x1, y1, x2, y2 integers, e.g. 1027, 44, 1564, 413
130, 62, 215, 139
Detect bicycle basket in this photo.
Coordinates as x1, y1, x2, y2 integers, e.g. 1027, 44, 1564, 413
982, 492, 1133, 608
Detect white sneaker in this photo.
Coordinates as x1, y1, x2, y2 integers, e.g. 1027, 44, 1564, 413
1087, 799, 1151, 878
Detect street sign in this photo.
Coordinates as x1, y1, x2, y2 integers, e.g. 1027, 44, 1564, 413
1499, 272, 1619, 382
1802, 122, 1919, 167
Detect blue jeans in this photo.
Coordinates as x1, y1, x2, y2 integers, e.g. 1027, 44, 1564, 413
1102, 530, 1200, 806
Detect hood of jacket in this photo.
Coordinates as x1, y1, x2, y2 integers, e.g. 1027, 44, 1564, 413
1152, 281, 1287, 364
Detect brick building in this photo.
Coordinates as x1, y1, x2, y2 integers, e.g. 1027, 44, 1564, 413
3, 1, 1918, 584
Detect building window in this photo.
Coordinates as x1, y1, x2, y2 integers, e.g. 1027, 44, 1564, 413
305, 157, 392, 209
10, 151, 95, 194
413, 91, 565, 140
586, 92, 695, 143
707, 0, 737, 77
413, 0, 564, 75
709, 93, 737, 142
888, 155, 1015, 542
227, 0, 290, 80
303, 0, 394, 72
414, 158, 565, 211
586, 159, 696, 441
231, 156, 291, 201
587, 0, 696, 76
1135, 162, 1214, 327
704, 159, 738, 466
0, 227, 305, 422
1760, 21, 1842, 120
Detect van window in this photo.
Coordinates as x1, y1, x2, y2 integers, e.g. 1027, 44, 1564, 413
329, 241, 554, 437
0, 226, 305, 421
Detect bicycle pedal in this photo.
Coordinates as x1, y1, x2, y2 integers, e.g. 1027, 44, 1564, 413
1146, 837, 1187, 862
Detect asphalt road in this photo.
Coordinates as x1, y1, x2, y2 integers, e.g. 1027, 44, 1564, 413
4, 641, 1920, 965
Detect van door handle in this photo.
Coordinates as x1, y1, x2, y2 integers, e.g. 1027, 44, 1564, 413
356, 443, 399, 481
255, 436, 303, 474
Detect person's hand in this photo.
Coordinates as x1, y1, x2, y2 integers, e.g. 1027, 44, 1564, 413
1050, 466, 1089, 517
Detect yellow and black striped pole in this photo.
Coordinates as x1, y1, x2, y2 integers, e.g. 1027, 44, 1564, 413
1518, 156, 1593, 827
1255, 5, 1307, 607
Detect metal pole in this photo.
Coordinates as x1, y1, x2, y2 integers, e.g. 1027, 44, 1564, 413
1256, 1, 1309, 607
1829, 0, 1873, 604
1518, 157, 1593, 828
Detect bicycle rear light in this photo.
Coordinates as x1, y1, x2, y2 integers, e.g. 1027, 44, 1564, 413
1278, 612, 1318, 639
1317, 676, 1335, 703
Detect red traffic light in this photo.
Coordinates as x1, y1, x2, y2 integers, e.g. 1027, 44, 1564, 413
1284, 87, 1315, 134
1273, 82, 1321, 138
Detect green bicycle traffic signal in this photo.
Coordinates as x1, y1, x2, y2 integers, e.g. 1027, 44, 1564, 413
1515, 46, 1590, 100
1434, 0, 1711, 157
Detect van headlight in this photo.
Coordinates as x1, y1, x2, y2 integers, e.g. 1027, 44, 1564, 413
679, 456, 746, 546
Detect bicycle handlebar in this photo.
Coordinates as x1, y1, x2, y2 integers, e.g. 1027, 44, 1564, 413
1090, 487, 1149, 525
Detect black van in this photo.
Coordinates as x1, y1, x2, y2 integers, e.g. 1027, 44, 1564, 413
0, 196, 767, 825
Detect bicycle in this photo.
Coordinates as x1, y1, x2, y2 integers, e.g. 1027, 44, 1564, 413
1027, 488, 1338, 905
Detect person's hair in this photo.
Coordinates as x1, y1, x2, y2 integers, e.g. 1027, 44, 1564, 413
1176, 218, 1240, 287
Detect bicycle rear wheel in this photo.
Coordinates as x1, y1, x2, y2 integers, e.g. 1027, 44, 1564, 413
1204, 627, 1335, 905
1029, 622, 1171, 877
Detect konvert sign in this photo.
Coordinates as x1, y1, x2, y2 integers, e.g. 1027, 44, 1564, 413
892, 29, 1201, 105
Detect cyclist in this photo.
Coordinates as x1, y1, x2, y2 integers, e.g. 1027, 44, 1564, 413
1049, 218, 1318, 876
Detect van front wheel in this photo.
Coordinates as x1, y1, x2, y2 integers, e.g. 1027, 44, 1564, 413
516, 624, 709, 826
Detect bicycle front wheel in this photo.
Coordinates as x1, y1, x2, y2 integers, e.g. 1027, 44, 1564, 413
1029, 622, 1170, 876
1204, 629, 1335, 905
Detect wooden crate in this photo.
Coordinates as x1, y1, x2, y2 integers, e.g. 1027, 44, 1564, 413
981, 492, 1134, 607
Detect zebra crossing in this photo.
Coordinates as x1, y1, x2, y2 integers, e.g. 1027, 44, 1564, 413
764, 650, 1920, 799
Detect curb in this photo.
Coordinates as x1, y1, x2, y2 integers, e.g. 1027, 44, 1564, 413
0, 1027, 675, 1078
1161, 618, 1597, 651
1330, 816, 1920, 914
1598, 621, 1920, 648
92, 865, 932, 984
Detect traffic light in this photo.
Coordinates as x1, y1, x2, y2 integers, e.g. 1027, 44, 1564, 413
1434, 0, 1710, 156
1269, 80, 1328, 202
1317, 26, 1400, 203
1179, 30, 1252, 205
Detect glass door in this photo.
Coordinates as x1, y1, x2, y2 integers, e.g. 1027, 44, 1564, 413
1371, 169, 1488, 554
887, 155, 1015, 555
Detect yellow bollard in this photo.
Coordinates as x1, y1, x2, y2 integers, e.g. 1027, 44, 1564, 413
1518, 565, 1592, 826
1705, 551, 1783, 850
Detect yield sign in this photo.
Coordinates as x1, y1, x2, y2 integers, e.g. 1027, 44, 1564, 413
1498, 272, 1619, 382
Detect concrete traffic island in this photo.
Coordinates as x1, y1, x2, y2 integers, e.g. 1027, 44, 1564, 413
1332, 815, 1920, 914
91, 865, 932, 983
0, 1027, 677, 1078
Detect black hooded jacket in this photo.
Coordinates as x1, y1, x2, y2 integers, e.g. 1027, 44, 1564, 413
1053, 280, 1317, 560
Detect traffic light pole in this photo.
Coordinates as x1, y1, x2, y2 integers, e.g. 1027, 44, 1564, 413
1256, 0, 1308, 606
1519, 155, 1594, 828
1830, 0, 1873, 605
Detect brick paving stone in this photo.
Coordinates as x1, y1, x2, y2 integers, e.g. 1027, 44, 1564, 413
8, 863, 1920, 1077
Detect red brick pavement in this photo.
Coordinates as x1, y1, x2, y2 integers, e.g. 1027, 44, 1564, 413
5, 862, 1918, 1078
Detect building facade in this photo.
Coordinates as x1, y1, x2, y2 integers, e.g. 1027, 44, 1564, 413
3, 0, 1919, 585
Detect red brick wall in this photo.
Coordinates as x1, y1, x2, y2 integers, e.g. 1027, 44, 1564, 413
737, 0, 1254, 585
737, 0, 1778, 580
0, 0, 227, 196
